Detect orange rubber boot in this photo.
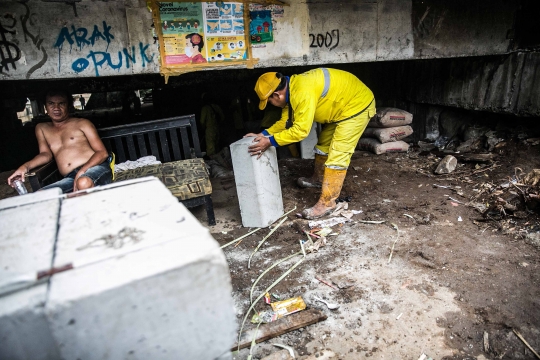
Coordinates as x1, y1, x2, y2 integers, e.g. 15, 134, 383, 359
297, 154, 327, 188
301, 167, 346, 220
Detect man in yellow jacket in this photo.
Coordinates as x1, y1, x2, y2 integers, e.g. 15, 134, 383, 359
246, 68, 375, 219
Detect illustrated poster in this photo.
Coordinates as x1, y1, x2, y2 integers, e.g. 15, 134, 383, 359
203, 2, 247, 63
249, 10, 273, 44
159, 2, 207, 65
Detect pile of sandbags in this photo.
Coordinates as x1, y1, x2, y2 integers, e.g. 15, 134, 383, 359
357, 108, 413, 155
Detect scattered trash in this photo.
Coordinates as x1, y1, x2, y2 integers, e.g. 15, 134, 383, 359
417, 353, 433, 360
308, 217, 350, 229
303, 230, 327, 253
271, 297, 307, 318
483, 331, 489, 353
339, 210, 355, 219
272, 344, 296, 359
458, 216, 463, 222
357, 220, 386, 224
403, 214, 414, 219
313, 295, 340, 310
434, 155, 458, 174
252, 310, 279, 324
388, 223, 400, 264
252, 296, 308, 324
330, 202, 348, 216
396, 313, 403, 320
239, 241, 307, 350
315, 228, 333, 237
315, 275, 339, 290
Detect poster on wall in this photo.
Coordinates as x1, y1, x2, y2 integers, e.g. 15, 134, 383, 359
203, 2, 247, 62
249, 10, 273, 45
159, 2, 206, 65
156, 1, 248, 67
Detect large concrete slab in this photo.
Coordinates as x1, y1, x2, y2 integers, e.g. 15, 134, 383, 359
0, 178, 236, 360
47, 178, 236, 360
230, 138, 284, 228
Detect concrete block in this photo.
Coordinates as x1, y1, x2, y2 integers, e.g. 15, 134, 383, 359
47, 178, 236, 360
0, 189, 63, 360
0, 187, 61, 210
0, 178, 236, 360
300, 122, 318, 159
230, 137, 284, 227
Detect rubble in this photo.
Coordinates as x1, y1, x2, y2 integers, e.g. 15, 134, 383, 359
434, 155, 457, 174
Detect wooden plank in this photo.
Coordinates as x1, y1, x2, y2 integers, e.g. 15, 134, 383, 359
136, 134, 148, 157
158, 130, 171, 162
179, 127, 191, 159
114, 137, 126, 163
169, 128, 182, 161
147, 132, 160, 160
125, 135, 138, 161
231, 308, 327, 351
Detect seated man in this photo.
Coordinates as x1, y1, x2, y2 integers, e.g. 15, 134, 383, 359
7, 89, 112, 193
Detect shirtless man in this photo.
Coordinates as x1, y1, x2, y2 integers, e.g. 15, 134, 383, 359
7, 89, 112, 193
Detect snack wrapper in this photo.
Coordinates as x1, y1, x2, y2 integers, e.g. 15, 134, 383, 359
270, 296, 306, 319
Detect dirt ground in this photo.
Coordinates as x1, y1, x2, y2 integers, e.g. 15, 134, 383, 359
193, 140, 540, 360
1, 141, 539, 360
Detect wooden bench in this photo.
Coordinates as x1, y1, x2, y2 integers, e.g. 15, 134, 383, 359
28, 115, 216, 226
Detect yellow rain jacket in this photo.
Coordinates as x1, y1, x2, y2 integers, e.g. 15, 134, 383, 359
263, 68, 375, 168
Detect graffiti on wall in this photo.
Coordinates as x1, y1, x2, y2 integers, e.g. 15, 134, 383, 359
1, 1, 155, 79
0, 13, 21, 74
54, 22, 154, 77
1, 2, 49, 78
309, 30, 340, 50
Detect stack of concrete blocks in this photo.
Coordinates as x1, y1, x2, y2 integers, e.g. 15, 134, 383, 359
230, 137, 284, 227
299, 122, 319, 159
0, 178, 236, 360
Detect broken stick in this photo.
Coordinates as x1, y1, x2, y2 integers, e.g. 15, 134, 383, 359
513, 329, 540, 359
233, 309, 327, 351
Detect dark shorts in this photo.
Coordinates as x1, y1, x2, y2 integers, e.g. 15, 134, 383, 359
41, 160, 112, 194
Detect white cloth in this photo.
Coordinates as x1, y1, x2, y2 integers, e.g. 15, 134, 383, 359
114, 156, 161, 173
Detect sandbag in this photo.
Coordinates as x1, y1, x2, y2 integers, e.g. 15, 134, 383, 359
368, 107, 413, 128
362, 125, 413, 143
357, 138, 409, 155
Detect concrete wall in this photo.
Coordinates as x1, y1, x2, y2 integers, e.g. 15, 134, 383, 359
0, 0, 159, 80
0, 0, 524, 81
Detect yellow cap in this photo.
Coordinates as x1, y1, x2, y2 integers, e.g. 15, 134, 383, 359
254, 72, 280, 110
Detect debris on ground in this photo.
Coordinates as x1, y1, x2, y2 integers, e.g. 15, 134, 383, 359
434, 155, 457, 174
